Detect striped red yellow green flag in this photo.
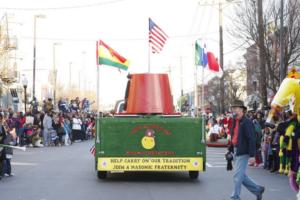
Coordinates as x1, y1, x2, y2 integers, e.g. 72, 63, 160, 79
96, 40, 129, 71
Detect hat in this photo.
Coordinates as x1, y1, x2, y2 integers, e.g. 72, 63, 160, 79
231, 100, 247, 110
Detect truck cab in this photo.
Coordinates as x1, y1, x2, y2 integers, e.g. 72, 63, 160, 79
114, 100, 125, 114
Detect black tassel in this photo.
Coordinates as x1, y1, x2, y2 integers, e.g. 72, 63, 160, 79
227, 159, 233, 171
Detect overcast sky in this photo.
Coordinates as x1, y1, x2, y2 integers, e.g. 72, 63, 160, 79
0, 0, 243, 108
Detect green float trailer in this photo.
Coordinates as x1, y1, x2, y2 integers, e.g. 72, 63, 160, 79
95, 73, 206, 179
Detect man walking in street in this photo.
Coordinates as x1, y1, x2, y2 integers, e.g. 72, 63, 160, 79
229, 100, 265, 200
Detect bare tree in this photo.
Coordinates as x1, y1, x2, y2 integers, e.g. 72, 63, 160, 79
207, 67, 246, 113
257, 0, 268, 106
230, 0, 300, 95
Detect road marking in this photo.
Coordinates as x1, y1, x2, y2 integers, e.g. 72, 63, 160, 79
206, 162, 213, 167
11, 162, 38, 166
14, 152, 36, 155
207, 162, 226, 164
206, 147, 228, 168
210, 165, 226, 168
207, 157, 225, 159
207, 152, 226, 155
206, 162, 226, 168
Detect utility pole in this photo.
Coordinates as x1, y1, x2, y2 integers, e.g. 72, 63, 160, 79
33, 16, 37, 99
78, 69, 81, 95
32, 15, 46, 99
198, 0, 238, 114
53, 44, 56, 106
53, 43, 61, 107
219, 2, 225, 113
257, 0, 268, 106
80, 51, 86, 97
82, 51, 86, 97
69, 62, 72, 89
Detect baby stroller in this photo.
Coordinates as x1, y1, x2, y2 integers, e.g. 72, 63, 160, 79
49, 129, 59, 146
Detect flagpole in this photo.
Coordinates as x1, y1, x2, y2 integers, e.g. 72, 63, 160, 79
201, 65, 205, 143
97, 65, 100, 113
195, 39, 206, 143
96, 41, 100, 144
148, 18, 151, 73
194, 43, 198, 117
148, 40, 151, 73
195, 66, 198, 116
96, 64, 100, 144
199, 39, 205, 143
96, 41, 100, 113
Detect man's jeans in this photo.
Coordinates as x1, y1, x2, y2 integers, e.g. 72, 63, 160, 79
231, 154, 261, 200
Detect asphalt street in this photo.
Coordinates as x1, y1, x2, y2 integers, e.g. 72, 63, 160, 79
0, 141, 296, 200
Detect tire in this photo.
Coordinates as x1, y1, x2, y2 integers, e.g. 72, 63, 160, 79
189, 171, 199, 179
97, 171, 107, 179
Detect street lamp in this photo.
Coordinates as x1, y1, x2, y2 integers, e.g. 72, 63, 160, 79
32, 14, 46, 100
22, 75, 28, 113
53, 42, 61, 107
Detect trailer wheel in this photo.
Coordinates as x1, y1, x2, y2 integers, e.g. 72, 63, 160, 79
97, 171, 107, 179
189, 171, 199, 179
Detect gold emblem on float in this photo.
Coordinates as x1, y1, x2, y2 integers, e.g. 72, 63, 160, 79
141, 129, 155, 150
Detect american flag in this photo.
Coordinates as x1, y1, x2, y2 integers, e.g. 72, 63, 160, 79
149, 18, 168, 54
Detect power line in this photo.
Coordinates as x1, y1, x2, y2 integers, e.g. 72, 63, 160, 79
202, 5, 214, 39
19, 31, 224, 42
187, 3, 201, 35
224, 40, 248, 55
0, 0, 126, 11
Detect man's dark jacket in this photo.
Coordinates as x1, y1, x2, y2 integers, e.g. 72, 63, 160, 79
230, 115, 256, 157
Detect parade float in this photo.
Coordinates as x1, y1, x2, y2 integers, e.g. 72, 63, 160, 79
94, 73, 206, 179
265, 66, 300, 198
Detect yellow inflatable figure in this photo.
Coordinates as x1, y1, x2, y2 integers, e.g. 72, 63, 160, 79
278, 119, 296, 174
265, 66, 300, 175
265, 66, 300, 127
287, 66, 300, 79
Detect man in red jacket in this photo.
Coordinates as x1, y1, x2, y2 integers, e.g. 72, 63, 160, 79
229, 100, 265, 200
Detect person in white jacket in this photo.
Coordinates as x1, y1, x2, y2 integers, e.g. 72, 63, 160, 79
72, 114, 82, 142
208, 119, 221, 142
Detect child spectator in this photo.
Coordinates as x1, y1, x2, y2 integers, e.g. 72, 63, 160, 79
262, 127, 271, 169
